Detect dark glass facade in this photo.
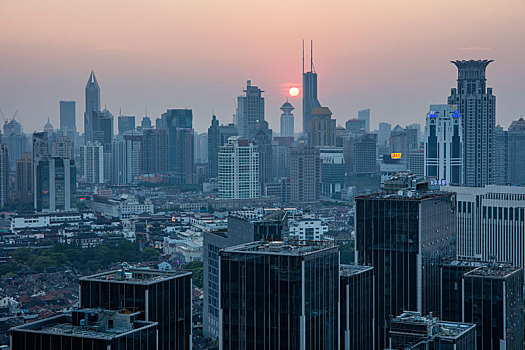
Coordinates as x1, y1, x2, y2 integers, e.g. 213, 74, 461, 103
355, 192, 456, 350
79, 270, 192, 350
220, 242, 339, 350
463, 266, 523, 350
161, 109, 194, 184
11, 312, 157, 350
340, 265, 374, 350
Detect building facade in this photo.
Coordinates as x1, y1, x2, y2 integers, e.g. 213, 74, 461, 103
290, 145, 321, 204
448, 60, 496, 187
208, 116, 238, 179
424, 104, 463, 185
80, 141, 105, 184
307, 107, 336, 147
161, 109, 194, 184
302, 41, 321, 134
59, 100, 76, 132
236, 80, 264, 137
218, 137, 259, 199
0, 142, 8, 209
34, 157, 76, 212
142, 128, 168, 174
118, 115, 135, 135
280, 101, 295, 137
84, 71, 100, 144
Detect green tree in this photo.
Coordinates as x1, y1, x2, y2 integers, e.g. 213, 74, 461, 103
184, 261, 204, 288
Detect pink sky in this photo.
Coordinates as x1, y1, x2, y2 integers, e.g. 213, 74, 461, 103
1, 0, 524, 133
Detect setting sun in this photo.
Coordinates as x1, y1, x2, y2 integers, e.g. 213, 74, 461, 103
289, 87, 300, 97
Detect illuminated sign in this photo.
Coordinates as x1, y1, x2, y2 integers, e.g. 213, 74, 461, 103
431, 179, 449, 186
427, 110, 437, 118
391, 153, 402, 159
452, 111, 461, 118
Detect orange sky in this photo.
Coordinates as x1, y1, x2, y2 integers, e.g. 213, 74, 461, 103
1, 0, 524, 133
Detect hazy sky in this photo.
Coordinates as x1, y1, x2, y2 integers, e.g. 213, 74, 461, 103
1, 0, 524, 134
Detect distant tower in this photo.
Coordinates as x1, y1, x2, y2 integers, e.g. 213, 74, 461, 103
280, 100, 294, 138
302, 40, 321, 134
59, 101, 76, 132
448, 60, 495, 186
84, 71, 100, 143
0, 141, 8, 209
236, 80, 265, 137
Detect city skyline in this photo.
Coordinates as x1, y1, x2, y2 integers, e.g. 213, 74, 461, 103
1, 0, 524, 133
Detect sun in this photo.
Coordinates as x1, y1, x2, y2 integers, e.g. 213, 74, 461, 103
289, 87, 300, 97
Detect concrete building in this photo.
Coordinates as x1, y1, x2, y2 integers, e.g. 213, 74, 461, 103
117, 115, 135, 135
218, 136, 259, 199
0, 142, 8, 209
507, 118, 525, 184
441, 184, 525, 268
79, 141, 104, 183
279, 100, 294, 137
290, 145, 321, 204
378, 122, 391, 146
207, 115, 238, 179
34, 157, 76, 212
448, 60, 496, 186
424, 104, 463, 185
15, 152, 33, 204
319, 147, 345, 197
358, 108, 371, 133
408, 149, 425, 178
248, 120, 273, 187
59, 100, 76, 132
87, 195, 153, 219
344, 133, 377, 174
52, 136, 74, 159
307, 106, 336, 147
219, 241, 339, 350
3, 118, 29, 171
389, 125, 407, 162
142, 128, 168, 174
287, 217, 328, 241
236, 80, 264, 137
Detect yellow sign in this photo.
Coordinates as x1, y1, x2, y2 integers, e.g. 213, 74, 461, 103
391, 153, 402, 159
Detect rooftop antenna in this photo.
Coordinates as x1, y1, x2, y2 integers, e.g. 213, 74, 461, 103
302, 39, 305, 75
310, 40, 313, 73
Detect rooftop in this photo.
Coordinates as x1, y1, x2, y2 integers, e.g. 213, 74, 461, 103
464, 263, 522, 279
391, 311, 475, 340
222, 240, 336, 256
80, 267, 190, 285
340, 264, 373, 277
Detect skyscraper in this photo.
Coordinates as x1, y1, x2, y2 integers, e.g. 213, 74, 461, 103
3, 118, 28, 171
91, 109, 114, 152
118, 115, 136, 135
111, 136, 127, 185
142, 128, 168, 174
494, 125, 508, 184
52, 136, 74, 159
344, 133, 378, 174
302, 40, 321, 134
59, 101, 76, 132
507, 117, 525, 184
161, 109, 194, 184
32, 132, 49, 160
389, 125, 407, 161
358, 108, 371, 133
236, 80, 264, 137
0, 142, 8, 209
34, 157, 76, 212
448, 60, 496, 186
424, 104, 463, 185
355, 179, 456, 349
280, 100, 294, 137
15, 152, 33, 204
123, 130, 143, 181
79, 141, 105, 184
306, 106, 336, 147
218, 136, 259, 199
248, 120, 273, 187
290, 145, 321, 203
84, 71, 100, 144
319, 147, 345, 198
207, 115, 238, 179
219, 241, 339, 350
378, 122, 391, 146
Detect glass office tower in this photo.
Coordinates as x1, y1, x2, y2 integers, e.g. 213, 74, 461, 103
220, 241, 339, 350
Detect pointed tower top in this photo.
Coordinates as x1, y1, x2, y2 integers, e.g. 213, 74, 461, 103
86, 71, 99, 89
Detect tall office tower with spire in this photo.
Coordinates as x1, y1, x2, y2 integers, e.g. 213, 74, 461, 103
236, 80, 264, 137
302, 40, 321, 134
84, 71, 100, 144
448, 60, 496, 186
280, 100, 294, 137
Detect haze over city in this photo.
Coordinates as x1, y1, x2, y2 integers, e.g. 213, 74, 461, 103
1, 0, 524, 132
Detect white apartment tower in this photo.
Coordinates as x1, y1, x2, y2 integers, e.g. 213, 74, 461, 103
218, 136, 259, 199
424, 104, 463, 185
79, 141, 105, 184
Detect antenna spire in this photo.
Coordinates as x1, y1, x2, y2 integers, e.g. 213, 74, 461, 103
302, 40, 305, 74
310, 40, 313, 73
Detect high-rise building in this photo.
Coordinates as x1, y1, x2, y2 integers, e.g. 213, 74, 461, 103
208, 116, 238, 179
34, 157, 76, 212
378, 122, 391, 146
218, 136, 259, 199
52, 136, 74, 159
10, 309, 158, 350
507, 118, 525, 184
91, 109, 114, 152
389, 125, 407, 161
340, 265, 374, 350
441, 184, 525, 268
405, 125, 419, 151
32, 132, 49, 160
59, 101, 76, 132
302, 40, 322, 134
79, 141, 105, 184
236, 80, 264, 137
344, 133, 378, 174
0, 142, 8, 209
319, 147, 345, 198
355, 180, 456, 349
219, 241, 339, 350
203, 212, 286, 339
117, 115, 135, 135
3, 119, 28, 171
345, 118, 366, 135
272, 141, 291, 179
248, 120, 273, 187
161, 109, 194, 184
111, 136, 127, 185
387, 311, 476, 350
280, 100, 294, 137
307, 107, 336, 147
358, 108, 371, 133
141, 116, 152, 129
84, 71, 100, 144
123, 130, 143, 181
463, 264, 523, 350
15, 152, 33, 204
142, 128, 168, 174
494, 125, 508, 184
79, 268, 192, 350
448, 60, 496, 186
194, 132, 208, 164
424, 105, 463, 185
408, 149, 425, 178
290, 145, 321, 203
